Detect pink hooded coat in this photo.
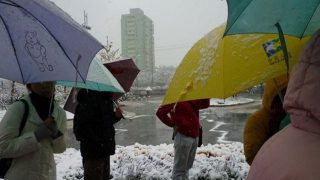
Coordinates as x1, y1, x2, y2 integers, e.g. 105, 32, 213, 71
247, 30, 320, 180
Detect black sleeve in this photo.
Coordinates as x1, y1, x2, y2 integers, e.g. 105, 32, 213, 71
113, 114, 122, 124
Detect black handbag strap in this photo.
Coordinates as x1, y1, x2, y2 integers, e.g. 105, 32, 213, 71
18, 99, 29, 136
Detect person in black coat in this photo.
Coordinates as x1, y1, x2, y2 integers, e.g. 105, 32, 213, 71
73, 89, 123, 180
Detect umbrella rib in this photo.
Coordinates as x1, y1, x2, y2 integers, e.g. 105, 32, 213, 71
7, 0, 87, 82
0, 1, 17, 6
0, 11, 26, 83
299, 1, 320, 38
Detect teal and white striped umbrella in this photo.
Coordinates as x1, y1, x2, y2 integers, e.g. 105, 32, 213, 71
58, 58, 124, 93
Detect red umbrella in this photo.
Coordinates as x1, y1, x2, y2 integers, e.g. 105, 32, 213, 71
104, 58, 140, 92
63, 58, 140, 113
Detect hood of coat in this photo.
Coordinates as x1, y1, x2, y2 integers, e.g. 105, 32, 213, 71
284, 30, 320, 130
262, 74, 288, 112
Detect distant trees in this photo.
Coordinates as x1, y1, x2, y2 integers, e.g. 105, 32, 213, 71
98, 37, 120, 63
0, 79, 71, 109
152, 66, 176, 87
0, 80, 27, 109
133, 65, 175, 87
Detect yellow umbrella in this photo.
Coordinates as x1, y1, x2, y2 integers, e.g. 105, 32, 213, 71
162, 24, 309, 105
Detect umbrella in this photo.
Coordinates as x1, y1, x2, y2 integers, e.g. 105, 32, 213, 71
224, 0, 320, 73
104, 58, 140, 92
57, 58, 124, 93
161, 24, 309, 105
63, 58, 139, 113
0, 0, 103, 84
224, 0, 320, 38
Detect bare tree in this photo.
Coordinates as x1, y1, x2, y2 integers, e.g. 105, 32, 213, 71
99, 36, 120, 63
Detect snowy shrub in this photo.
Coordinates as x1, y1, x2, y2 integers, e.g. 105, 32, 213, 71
55, 143, 249, 180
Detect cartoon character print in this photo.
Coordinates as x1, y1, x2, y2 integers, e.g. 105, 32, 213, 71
24, 31, 53, 72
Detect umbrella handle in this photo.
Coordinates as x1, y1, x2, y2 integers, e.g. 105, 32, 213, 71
275, 22, 289, 78
272, 78, 284, 104
48, 92, 55, 117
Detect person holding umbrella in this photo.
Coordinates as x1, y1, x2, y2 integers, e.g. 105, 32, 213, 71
0, 81, 67, 180
156, 99, 210, 180
247, 30, 320, 179
73, 89, 124, 180
243, 74, 288, 165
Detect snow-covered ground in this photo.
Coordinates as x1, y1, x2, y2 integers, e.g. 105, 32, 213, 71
56, 143, 249, 180
210, 97, 254, 106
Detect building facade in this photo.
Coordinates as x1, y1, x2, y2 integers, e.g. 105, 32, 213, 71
121, 8, 155, 75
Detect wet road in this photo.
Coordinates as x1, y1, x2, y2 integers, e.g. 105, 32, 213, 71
115, 96, 261, 146
66, 95, 262, 149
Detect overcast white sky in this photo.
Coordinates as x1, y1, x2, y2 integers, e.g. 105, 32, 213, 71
50, 0, 227, 67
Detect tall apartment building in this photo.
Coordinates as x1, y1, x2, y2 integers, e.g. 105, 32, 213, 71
121, 8, 155, 74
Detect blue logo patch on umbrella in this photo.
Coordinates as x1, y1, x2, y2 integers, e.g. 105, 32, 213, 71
262, 38, 282, 58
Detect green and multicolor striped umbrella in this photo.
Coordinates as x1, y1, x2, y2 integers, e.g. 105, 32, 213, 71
58, 58, 124, 93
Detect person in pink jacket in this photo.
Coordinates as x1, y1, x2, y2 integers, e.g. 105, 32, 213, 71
156, 99, 210, 180
247, 30, 320, 179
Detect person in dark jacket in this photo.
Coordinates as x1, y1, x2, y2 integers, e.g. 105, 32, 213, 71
73, 89, 123, 180
156, 99, 210, 180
